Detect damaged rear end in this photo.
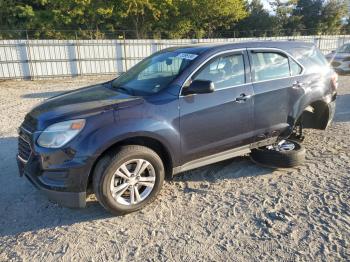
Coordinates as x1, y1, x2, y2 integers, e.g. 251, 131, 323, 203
287, 46, 338, 140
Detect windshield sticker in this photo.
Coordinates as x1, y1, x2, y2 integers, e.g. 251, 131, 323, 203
177, 53, 198, 60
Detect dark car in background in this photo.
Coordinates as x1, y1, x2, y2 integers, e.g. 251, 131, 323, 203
326, 43, 350, 74
17, 41, 337, 215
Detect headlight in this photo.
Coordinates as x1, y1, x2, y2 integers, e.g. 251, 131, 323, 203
37, 119, 85, 148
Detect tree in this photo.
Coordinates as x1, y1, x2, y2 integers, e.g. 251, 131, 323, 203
320, 0, 347, 34
292, 0, 346, 35
293, 0, 323, 34
51, 0, 116, 38
0, 0, 346, 39
236, 0, 275, 37
168, 0, 247, 38
0, 0, 37, 37
115, 0, 160, 38
270, 0, 299, 35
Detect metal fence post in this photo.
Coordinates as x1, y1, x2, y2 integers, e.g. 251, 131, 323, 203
123, 31, 128, 72
25, 30, 35, 80
318, 36, 322, 49
75, 31, 82, 76
151, 40, 158, 54
115, 40, 123, 75
16, 41, 31, 80
67, 41, 79, 77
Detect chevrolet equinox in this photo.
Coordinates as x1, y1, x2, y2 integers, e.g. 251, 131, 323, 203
17, 41, 337, 215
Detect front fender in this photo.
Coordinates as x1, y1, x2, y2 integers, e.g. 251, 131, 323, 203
76, 105, 181, 167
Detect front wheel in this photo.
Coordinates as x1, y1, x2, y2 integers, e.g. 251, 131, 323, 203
93, 145, 165, 215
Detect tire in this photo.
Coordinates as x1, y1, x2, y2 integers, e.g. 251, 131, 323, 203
93, 145, 165, 215
250, 139, 306, 168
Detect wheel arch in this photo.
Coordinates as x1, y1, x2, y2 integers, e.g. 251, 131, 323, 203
87, 135, 174, 192
296, 100, 331, 130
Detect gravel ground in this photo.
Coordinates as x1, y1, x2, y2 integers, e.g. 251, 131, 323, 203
0, 76, 349, 261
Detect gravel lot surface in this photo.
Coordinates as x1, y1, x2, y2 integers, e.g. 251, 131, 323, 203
0, 76, 349, 261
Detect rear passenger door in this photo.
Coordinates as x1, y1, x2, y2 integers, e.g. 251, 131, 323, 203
248, 49, 303, 142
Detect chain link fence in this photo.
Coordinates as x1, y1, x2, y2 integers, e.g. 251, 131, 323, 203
1, 32, 350, 80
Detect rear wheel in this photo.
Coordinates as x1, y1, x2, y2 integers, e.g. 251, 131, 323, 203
250, 139, 306, 168
93, 145, 164, 215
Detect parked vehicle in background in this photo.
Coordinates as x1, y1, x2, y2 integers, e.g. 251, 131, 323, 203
326, 43, 350, 74
17, 41, 337, 215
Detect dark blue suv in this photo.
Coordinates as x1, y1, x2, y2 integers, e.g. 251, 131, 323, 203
17, 41, 337, 214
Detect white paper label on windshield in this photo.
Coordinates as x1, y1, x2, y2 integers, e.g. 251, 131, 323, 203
177, 53, 198, 60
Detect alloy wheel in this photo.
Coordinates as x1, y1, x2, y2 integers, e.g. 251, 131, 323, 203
110, 159, 156, 206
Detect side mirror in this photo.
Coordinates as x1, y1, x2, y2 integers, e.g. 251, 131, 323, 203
183, 80, 215, 95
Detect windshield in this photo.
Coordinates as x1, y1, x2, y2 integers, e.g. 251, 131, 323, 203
112, 51, 199, 95
336, 44, 350, 53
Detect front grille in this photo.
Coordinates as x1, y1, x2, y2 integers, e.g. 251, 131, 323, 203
21, 115, 37, 133
18, 136, 32, 162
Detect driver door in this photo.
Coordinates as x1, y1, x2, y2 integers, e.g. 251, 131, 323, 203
179, 50, 255, 163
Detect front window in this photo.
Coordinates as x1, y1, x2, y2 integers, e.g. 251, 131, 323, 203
112, 51, 198, 95
191, 53, 246, 90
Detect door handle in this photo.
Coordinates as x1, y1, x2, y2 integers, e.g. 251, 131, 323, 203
235, 93, 252, 103
292, 81, 304, 89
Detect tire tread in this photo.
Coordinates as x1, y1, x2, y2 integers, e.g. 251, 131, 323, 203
92, 145, 164, 215
250, 140, 306, 168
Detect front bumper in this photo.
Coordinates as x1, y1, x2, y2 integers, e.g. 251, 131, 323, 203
17, 155, 87, 208
16, 128, 95, 208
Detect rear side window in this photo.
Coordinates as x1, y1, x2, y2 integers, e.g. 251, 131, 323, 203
291, 46, 329, 69
251, 52, 290, 81
290, 59, 303, 76
193, 54, 245, 90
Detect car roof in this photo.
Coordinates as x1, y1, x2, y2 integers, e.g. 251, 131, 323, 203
161, 41, 315, 55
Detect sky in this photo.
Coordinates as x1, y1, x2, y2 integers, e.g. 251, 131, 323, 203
261, 0, 350, 16
261, 0, 273, 11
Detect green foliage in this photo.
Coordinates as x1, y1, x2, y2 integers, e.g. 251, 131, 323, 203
170, 0, 247, 38
274, 0, 347, 35
320, 0, 347, 34
236, 0, 275, 37
270, 0, 300, 34
0, 0, 347, 39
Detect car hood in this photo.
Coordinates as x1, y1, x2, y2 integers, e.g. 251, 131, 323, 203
27, 81, 143, 128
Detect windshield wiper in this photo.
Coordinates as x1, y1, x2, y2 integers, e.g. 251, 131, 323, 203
113, 85, 133, 95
